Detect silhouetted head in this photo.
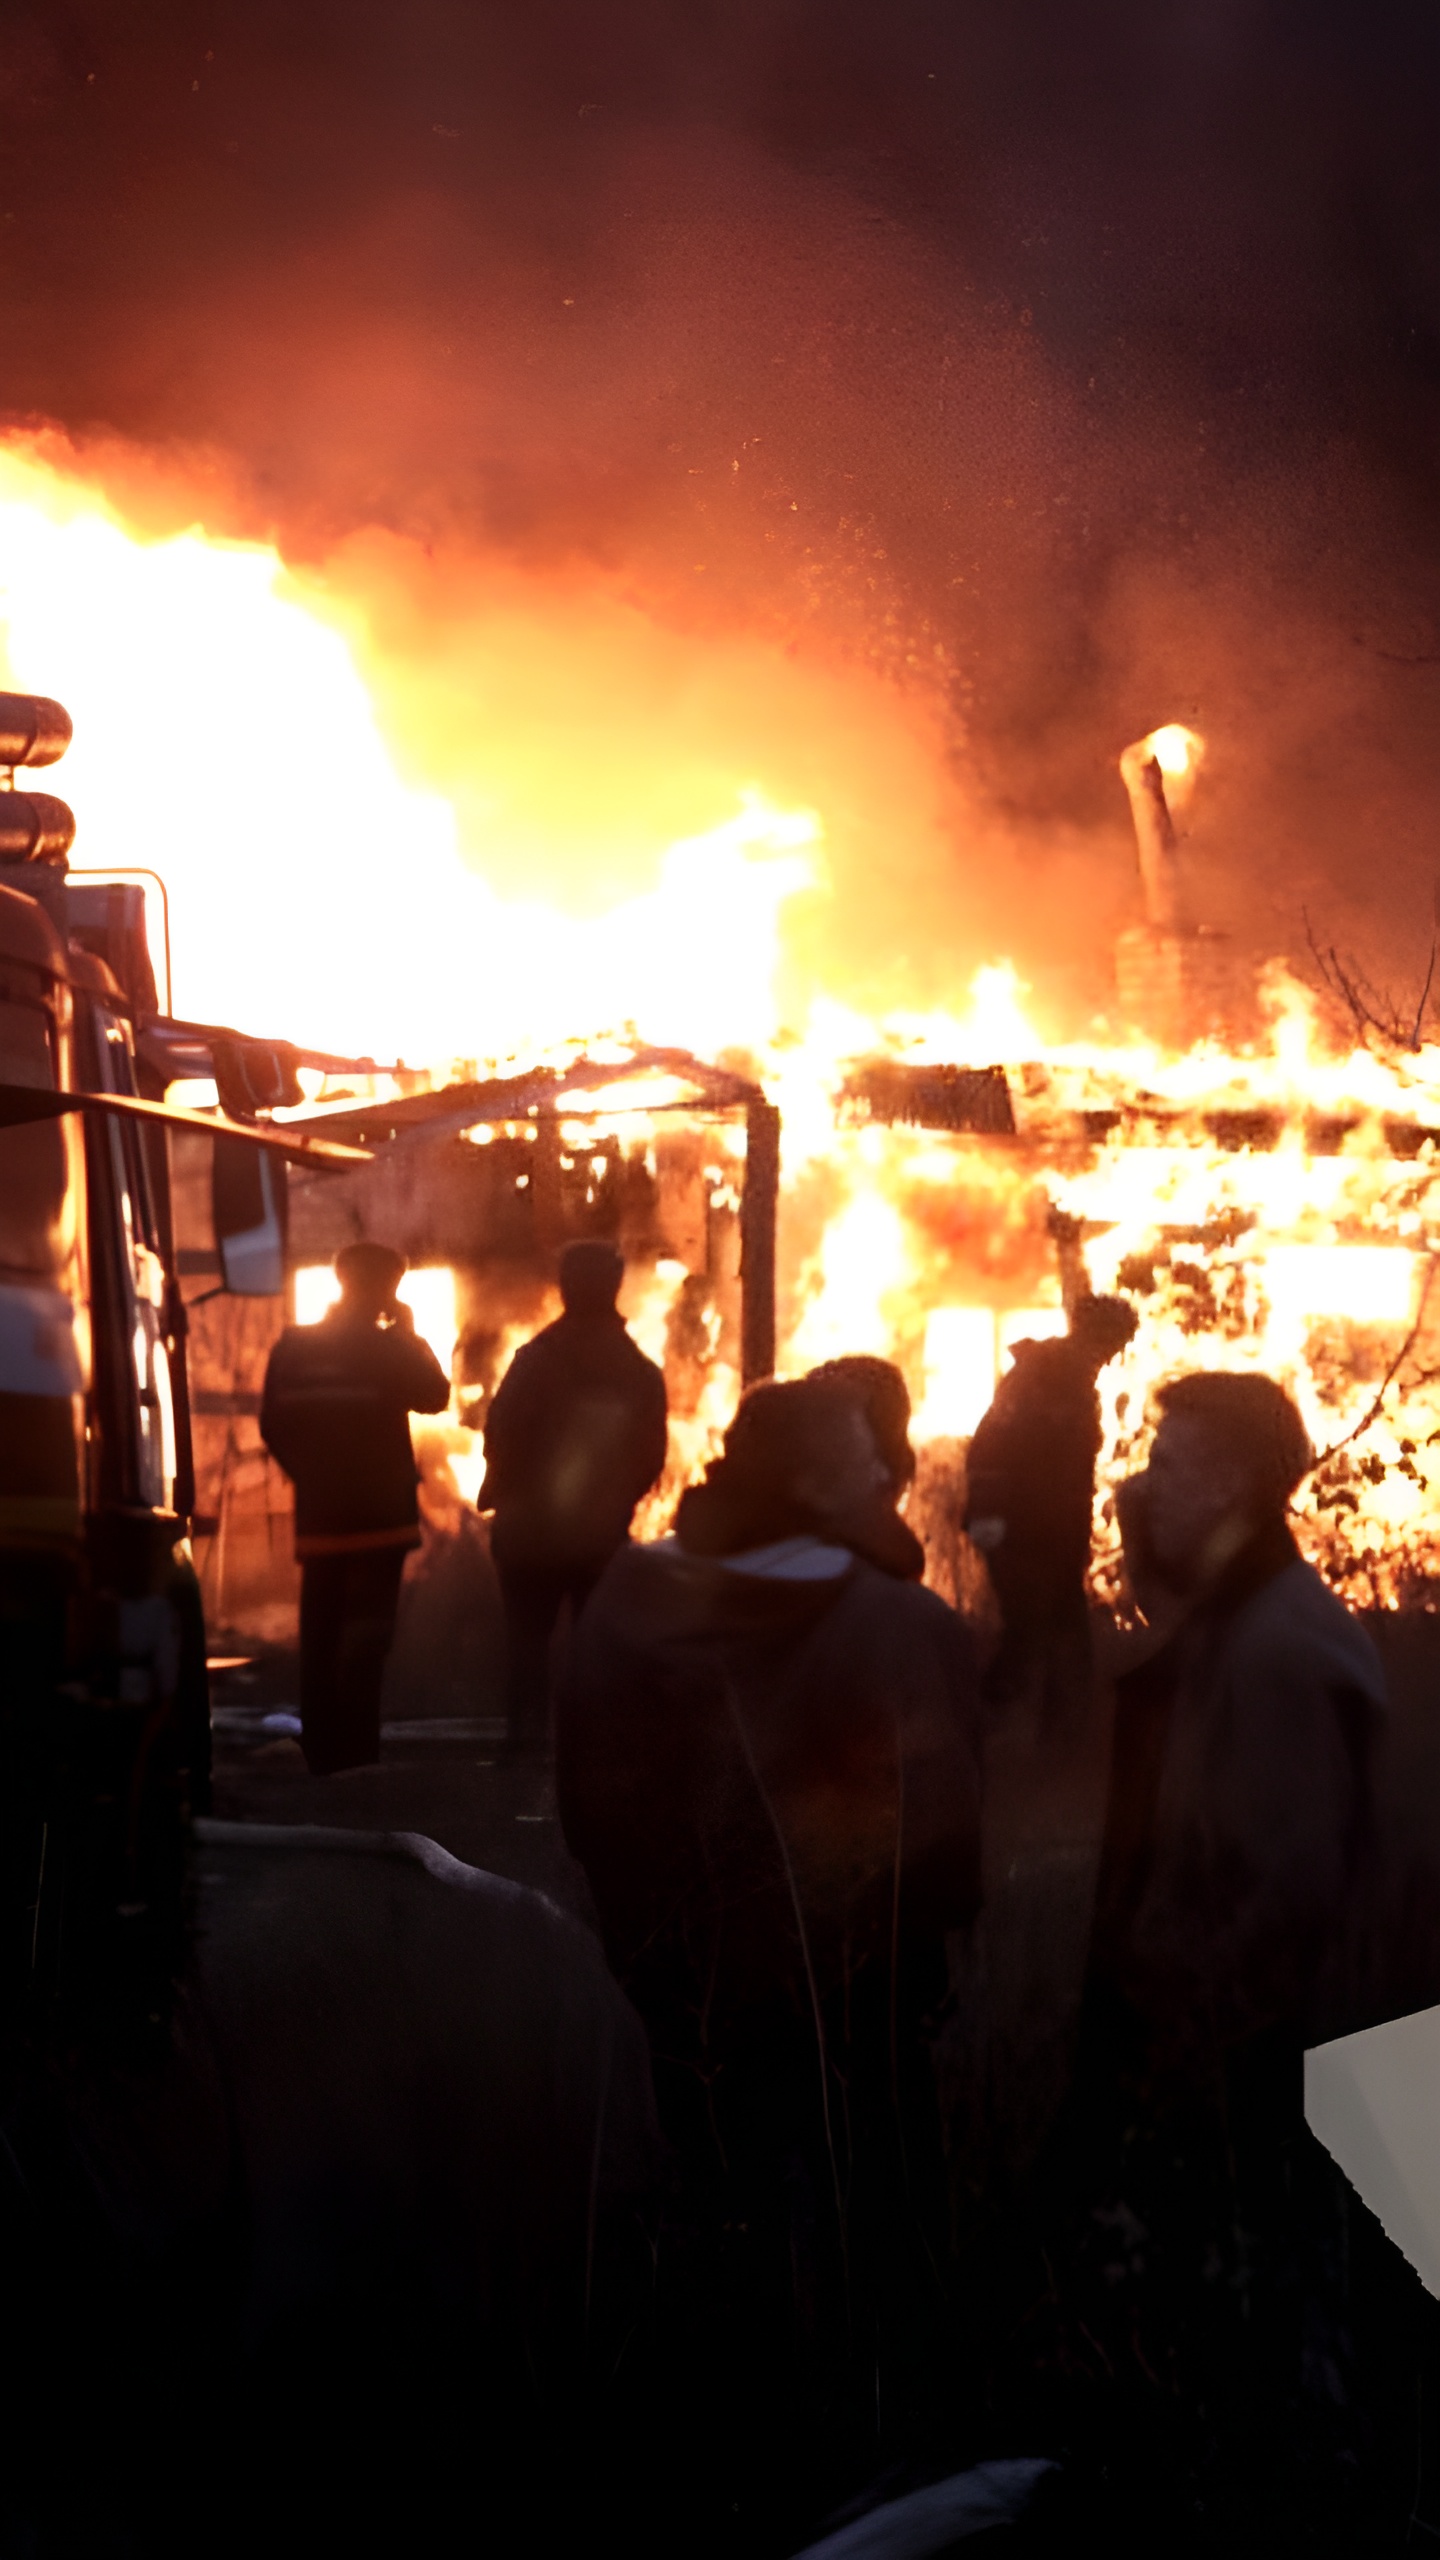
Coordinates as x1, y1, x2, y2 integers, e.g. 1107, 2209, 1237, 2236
334, 1240, 405, 1320
1070, 1293, 1140, 1372
807, 1354, 917, 1494
559, 1238, 625, 1316
1141, 1369, 1312, 1584
675, 1376, 895, 1561
725, 1379, 887, 1526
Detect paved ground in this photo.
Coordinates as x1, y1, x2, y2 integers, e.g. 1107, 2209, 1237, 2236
207, 1597, 1440, 2188
207, 1649, 594, 1919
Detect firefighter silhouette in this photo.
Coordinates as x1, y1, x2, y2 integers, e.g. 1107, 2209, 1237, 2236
261, 1242, 449, 1772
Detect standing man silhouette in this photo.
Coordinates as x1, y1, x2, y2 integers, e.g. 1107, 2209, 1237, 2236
964, 1292, 1138, 1698
261, 1242, 450, 1774
480, 1240, 668, 1759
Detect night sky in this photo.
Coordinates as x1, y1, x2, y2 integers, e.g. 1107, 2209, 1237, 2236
2, 2, 1439, 996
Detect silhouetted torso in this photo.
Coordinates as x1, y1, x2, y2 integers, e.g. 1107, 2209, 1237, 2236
965, 1334, 1103, 1616
482, 1308, 668, 1571
261, 1310, 449, 1550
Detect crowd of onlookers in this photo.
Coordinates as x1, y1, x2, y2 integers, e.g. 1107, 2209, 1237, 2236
6, 1235, 1431, 2553
256, 1236, 1440, 2548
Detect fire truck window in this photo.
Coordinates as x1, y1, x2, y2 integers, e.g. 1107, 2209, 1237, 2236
0, 996, 54, 1089
0, 1001, 69, 1283
92, 1013, 160, 1253
118, 1121, 160, 1254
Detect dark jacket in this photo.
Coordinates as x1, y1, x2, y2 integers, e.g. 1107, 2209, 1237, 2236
1090, 1528, 1387, 2080
260, 1312, 450, 1553
964, 1334, 1102, 1594
480, 1310, 668, 1570
556, 1540, 983, 2041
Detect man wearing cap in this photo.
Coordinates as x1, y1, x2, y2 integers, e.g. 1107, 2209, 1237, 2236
479, 1240, 668, 1757
261, 1242, 450, 1774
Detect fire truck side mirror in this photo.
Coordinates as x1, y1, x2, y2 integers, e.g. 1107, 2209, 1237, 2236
211, 1137, 288, 1296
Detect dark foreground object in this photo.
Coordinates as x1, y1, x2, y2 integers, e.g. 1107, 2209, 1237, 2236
2, 1818, 660, 2554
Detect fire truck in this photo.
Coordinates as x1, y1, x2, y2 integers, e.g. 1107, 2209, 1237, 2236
0, 690, 363, 2034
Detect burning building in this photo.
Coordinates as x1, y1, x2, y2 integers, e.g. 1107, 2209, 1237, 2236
1, 437, 1439, 1643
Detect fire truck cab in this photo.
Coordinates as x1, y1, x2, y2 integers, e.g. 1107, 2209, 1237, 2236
0, 692, 348, 2032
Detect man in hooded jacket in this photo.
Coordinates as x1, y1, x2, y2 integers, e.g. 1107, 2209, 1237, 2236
556, 1377, 983, 2519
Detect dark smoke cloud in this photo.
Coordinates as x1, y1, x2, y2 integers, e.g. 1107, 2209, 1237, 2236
3, 1, 1440, 1002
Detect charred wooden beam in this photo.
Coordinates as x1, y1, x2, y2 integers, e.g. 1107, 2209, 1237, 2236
740, 1095, 781, 1386
285, 1043, 761, 1154
1080, 1103, 1440, 1159
840, 1060, 1016, 1136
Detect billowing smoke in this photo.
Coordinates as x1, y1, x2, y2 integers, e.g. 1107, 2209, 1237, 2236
2, 0, 1438, 1027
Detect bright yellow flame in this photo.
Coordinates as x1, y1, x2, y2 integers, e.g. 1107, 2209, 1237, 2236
789, 1192, 908, 1369
1263, 1247, 1415, 1326
913, 1307, 997, 1441
954, 962, 1041, 1064
0, 442, 819, 1064
1147, 722, 1204, 780
292, 1264, 458, 1374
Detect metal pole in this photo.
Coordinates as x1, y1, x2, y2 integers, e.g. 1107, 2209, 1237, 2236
740, 1094, 780, 1386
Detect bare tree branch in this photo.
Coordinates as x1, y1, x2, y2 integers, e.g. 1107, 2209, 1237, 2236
1302, 908, 1438, 1055
1311, 1255, 1439, 1469
1412, 941, 1438, 1051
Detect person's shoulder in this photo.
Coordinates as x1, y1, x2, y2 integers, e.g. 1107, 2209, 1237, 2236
264, 1323, 320, 1374
571, 1536, 724, 1656
609, 1317, 658, 1361
840, 1558, 974, 1640
598, 1533, 674, 1578
621, 1328, 667, 1388
495, 1323, 556, 1381
1230, 1558, 1388, 1708
977, 1337, 1074, 1416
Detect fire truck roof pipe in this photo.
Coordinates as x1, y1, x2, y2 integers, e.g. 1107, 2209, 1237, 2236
0, 693, 72, 770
